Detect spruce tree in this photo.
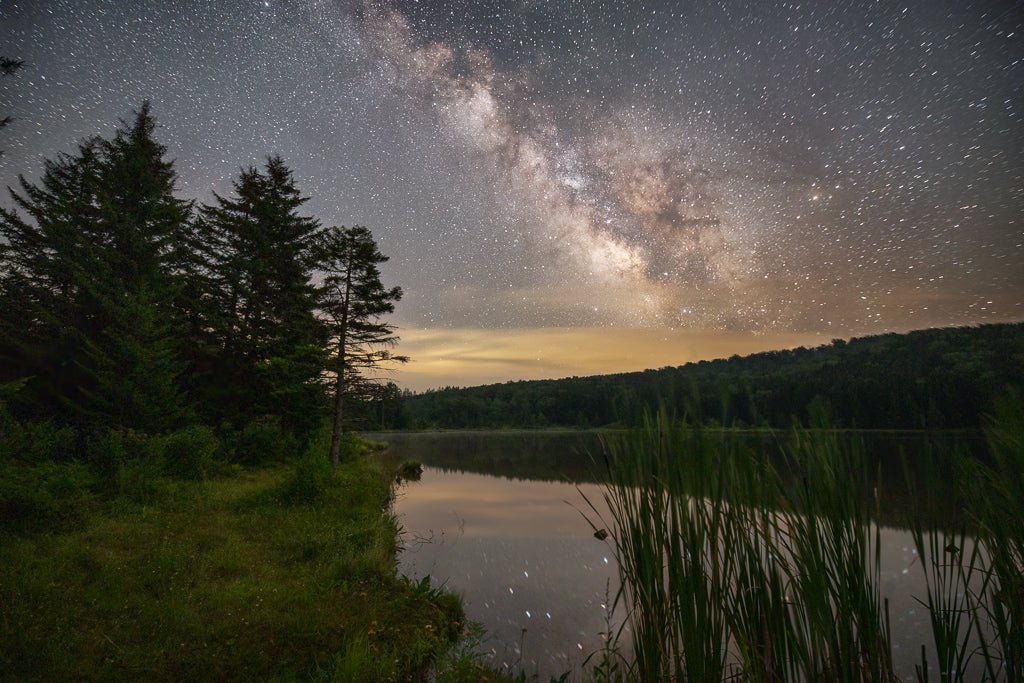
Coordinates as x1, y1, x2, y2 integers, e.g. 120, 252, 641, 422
316, 225, 405, 471
1, 56, 24, 157
83, 103, 192, 432
0, 140, 104, 420
0, 103, 192, 434
198, 156, 325, 439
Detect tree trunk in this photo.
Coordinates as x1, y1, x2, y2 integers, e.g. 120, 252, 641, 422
328, 249, 353, 473
329, 363, 344, 473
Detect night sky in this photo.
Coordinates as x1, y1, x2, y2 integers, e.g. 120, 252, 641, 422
1, 0, 1021, 389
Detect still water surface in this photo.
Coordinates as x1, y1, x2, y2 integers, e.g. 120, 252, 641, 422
374, 431, 970, 681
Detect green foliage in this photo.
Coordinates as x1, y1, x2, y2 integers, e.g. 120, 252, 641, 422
589, 407, 1023, 683
396, 458, 423, 482
1, 391, 76, 462
85, 427, 134, 479
85, 428, 166, 501
0, 454, 471, 681
975, 391, 1024, 681
403, 323, 1024, 431
908, 389, 1024, 682
161, 424, 220, 480
0, 460, 95, 533
316, 224, 406, 471
1, 102, 407, 490
227, 416, 302, 465
0, 103, 192, 434
275, 449, 334, 505
81, 283, 190, 433
193, 156, 326, 441
593, 411, 888, 683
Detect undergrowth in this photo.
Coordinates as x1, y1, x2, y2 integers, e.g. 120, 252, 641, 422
0, 431, 470, 681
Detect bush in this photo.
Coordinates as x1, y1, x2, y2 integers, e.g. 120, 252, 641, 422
85, 428, 130, 481
118, 457, 165, 503
396, 459, 423, 482
0, 461, 96, 533
161, 425, 219, 480
0, 400, 76, 463
337, 430, 370, 462
85, 428, 164, 500
275, 450, 333, 504
228, 417, 301, 465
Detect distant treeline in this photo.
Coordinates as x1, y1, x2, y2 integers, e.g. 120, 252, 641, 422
395, 323, 1024, 430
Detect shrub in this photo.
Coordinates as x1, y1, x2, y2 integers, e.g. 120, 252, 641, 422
275, 450, 333, 504
17, 421, 76, 462
85, 428, 164, 500
0, 400, 75, 463
161, 425, 219, 480
396, 459, 423, 482
85, 428, 130, 482
0, 461, 95, 533
118, 457, 164, 503
228, 417, 300, 465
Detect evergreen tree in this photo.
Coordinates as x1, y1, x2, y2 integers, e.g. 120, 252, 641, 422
0, 103, 192, 433
198, 156, 325, 439
0, 140, 103, 419
83, 103, 193, 432
1, 56, 24, 157
316, 225, 405, 471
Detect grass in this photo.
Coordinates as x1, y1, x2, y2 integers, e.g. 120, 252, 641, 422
0, 432, 468, 681
583, 397, 1023, 683
5, 401, 1018, 682
908, 392, 1023, 683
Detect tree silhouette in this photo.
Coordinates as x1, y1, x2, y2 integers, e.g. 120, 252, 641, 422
316, 226, 405, 471
1, 57, 25, 156
0, 104, 192, 432
197, 156, 326, 439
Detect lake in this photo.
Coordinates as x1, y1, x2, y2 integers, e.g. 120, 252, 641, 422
371, 430, 984, 681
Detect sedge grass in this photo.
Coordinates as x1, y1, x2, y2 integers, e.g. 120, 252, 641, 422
909, 391, 1023, 682
586, 403, 1022, 683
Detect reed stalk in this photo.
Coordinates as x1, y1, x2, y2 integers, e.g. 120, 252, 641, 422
588, 400, 1021, 682
908, 391, 1023, 682
585, 408, 1009, 682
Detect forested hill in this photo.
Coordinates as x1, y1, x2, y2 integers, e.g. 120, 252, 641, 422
398, 323, 1024, 430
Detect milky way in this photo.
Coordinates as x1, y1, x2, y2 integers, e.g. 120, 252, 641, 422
1, 0, 1021, 385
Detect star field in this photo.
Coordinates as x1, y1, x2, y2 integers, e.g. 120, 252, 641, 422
1, 0, 1021, 387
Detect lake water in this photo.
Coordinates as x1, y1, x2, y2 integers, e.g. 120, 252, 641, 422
373, 430, 980, 681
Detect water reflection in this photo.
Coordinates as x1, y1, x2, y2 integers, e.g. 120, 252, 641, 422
375, 431, 974, 680
395, 468, 616, 676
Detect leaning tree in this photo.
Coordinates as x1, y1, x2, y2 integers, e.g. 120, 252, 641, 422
316, 225, 405, 472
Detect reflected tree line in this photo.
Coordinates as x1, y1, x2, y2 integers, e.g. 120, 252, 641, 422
378, 428, 982, 531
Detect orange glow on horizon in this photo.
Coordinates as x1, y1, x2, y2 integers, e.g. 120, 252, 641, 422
386, 327, 828, 391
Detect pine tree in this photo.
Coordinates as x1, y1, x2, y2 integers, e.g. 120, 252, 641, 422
316, 225, 405, 471
198, 156, 325, 439
0, 140, 104, 419
0, 103, 192, 433
1, 56, 24, 157
81, 103, 192, 432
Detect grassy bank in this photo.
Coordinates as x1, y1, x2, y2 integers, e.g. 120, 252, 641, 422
0, 436, 469, 681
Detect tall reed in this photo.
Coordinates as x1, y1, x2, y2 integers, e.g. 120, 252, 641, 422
585, 413, 733, 682
776, 426, 894, 681
589, 402, 1023, 682
909, 391, 1023, 682
586, 410, 899, 682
